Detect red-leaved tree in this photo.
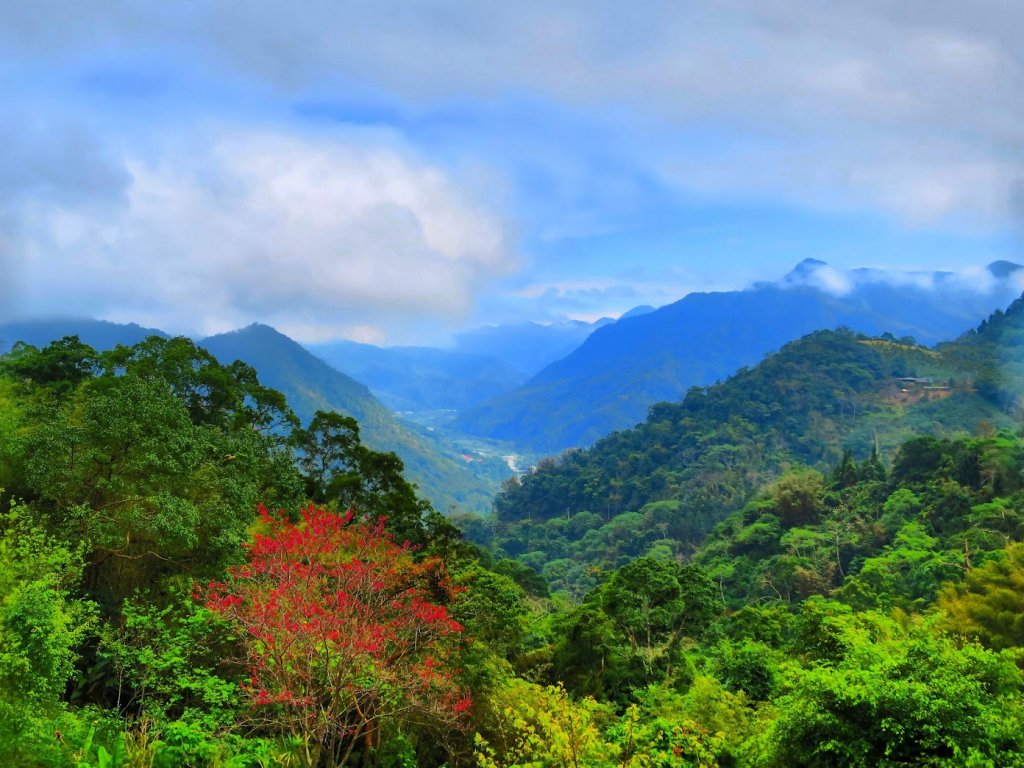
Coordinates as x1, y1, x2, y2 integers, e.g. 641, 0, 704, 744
200, 505, 470, 767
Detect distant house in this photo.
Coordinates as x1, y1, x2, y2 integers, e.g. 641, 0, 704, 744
896, 376, 950, 394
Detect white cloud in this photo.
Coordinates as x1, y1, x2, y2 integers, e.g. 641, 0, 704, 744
2, 0, 1023, 336
780, 260, 1021, 298
808, 266, 854, 296
5, 1, 1023, 233
9, 128, 513, 342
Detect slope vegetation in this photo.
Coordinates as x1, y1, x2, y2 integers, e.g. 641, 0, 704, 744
475, 298, 1024, 592
200, 324, 507, 513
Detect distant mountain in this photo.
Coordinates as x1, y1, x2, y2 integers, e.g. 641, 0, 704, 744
453, 261, 1024, 453
0, 318, 167, 354
452, 317, 615, 376
306, 340, 527, 413
619, 305, 656, 320
199, 324, 506, 513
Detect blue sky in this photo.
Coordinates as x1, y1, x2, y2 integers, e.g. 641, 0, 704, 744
1, 1, 1021, 344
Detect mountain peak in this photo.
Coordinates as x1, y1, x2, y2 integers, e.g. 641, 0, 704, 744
620, 305, 656, 320
217, 322, 291, 341
784, 258, 828, 281
987, 260, 1023, 279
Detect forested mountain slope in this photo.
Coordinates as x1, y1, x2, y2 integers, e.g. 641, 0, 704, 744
4, 319, 1023, 767
696, 433, 1024, 610
1, 319, 508, 514
454, 261, 1023, 452
200, 324, 506, 513
474, 299, 1024, 593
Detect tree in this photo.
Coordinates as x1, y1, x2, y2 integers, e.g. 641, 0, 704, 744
291, 411, 430, 544
891, 436, 947, 486
761, 617, 1024, 766
553, 558, 723, 700
769, 470, 826, 528
13, 337, 304, 608
937, 543, 1024, 651
1, 336, 98, 394
292, 411, 362, 503
601, 559, 721, 658
100, 336, 297, 435
200, 504, 470, 768
473, 681, 617, 768
0, 506, 96, 765
830, 450, 858, 489
23, 374, 288, 606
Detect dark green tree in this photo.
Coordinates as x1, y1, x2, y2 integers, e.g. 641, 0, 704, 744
291, 410, 431, 543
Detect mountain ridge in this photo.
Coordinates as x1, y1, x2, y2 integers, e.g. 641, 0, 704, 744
481, 296, 1024, 583
453, 261, 1024, 453
198, 323, 507, 514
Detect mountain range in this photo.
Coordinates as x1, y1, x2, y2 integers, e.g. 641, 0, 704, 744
5, 261, 1022, 515
198, 324, 510, 513
487, 292, 1024, 550
0, 318, 168, 352
306, 340, 527, 413
452, 260, 1024, 453
451, 316, 622, 375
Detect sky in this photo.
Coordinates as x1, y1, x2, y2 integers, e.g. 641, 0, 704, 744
1, 1, 1022, 345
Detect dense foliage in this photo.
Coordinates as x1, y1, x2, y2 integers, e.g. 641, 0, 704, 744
3, 306, 1024, 766
0, 335, 467, 765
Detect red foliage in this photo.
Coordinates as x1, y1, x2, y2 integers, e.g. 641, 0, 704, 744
199, 504, 469, 766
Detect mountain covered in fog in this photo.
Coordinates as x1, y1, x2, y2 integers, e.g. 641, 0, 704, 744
0, 318, 168, 354
307, 340, 527, 413
451, 316, 622, 376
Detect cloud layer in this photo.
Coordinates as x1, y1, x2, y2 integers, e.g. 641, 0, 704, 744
7, 128, 511, 341
5, 1, 1020, 226
2, 1, 1022, 339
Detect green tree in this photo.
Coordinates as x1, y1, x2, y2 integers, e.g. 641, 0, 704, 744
769, 470, 826, 528
759, 619, 1024, 767
23, 374, 276, 605
0, 507, 97, 765
601, 559, 721, 658
937, 542, 1024, 651
473, 681, 617, 768
291, 410, 431, 543
1, 336, 98, 394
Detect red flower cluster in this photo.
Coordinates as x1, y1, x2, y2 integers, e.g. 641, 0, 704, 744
199, 504, 469, 764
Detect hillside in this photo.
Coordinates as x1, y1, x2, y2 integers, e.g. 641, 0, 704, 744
472, 299, 1024, 593
454, 261, 1023, 453
0, 318, 508, 514
199, 324, 508, 514
4, 313, 1023, 768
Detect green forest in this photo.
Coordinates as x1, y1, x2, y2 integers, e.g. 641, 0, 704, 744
2, 308, 1024, 767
